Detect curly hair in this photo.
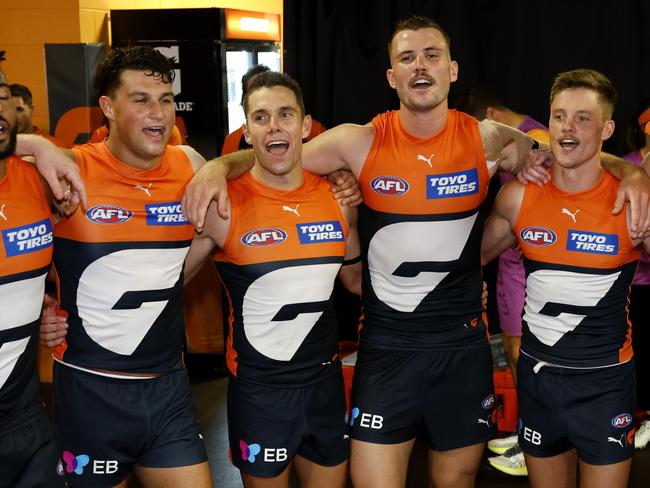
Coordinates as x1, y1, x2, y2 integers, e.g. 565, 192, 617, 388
93, 45, 175, 101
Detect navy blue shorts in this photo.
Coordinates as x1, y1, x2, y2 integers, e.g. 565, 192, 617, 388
0, 407, 63, 487
228, 371, 349, 477
517, 353, 636, 465
53, 363, 207, 486
350, 345, 496, 450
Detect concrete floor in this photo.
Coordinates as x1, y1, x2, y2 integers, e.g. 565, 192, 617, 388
189, 369, 650, 488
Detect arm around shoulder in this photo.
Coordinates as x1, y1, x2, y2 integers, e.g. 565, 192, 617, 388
481, 180, 525, 266
479, 120, 534, 174
301, 123, 375, 177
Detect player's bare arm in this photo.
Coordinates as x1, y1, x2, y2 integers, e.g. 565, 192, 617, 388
481, 180, 525, 266
337, 204, 362, 295
479, 119, 534, 177
15, 133, 87, 209
184, 201, 230, 283
300, 123, 375, 178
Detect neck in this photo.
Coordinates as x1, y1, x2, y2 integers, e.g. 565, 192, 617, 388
105, 135, 162, 170
398, 100, 449, 139
551, 157, 603, 193
0, 158, 7, 180
251, 162, 304, 191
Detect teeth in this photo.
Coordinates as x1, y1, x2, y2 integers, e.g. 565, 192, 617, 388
267, 141, 287, 147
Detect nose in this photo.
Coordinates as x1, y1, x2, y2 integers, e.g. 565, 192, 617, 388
268, 114, 281, 132
148, 100, 164, 120
561, 117, 575, 132
414, 52, 428, 71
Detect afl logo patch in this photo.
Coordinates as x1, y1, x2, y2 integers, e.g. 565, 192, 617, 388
482, 394, 495, 410
242, 228, 287, 247
371, 176, 409, 196
611, 413, 633, 429
86, 205, 133, 224
520, 226, 556, 246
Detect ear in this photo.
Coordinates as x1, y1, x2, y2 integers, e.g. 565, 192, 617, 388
601, 119, 615, 141
450, 60, 458, 83
302, 114, 312, 140
386, 68, 396, 89
242, 123, 252, 144
98, 95, 115, 121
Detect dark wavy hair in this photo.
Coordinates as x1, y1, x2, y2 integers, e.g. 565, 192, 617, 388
93, 45, 175, 101
243, 71, 305, 117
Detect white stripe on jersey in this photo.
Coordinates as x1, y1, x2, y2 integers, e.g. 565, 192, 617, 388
243, 262, 340, 361
77, 247, 189, 355
524, 269, 620, 346
0, 272, 46, 331
367, 215, 477, 312
0, 337, 30, 390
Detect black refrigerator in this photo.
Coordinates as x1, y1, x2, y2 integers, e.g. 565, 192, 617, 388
111, 8, 281, 159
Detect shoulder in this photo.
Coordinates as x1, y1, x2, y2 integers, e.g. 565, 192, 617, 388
176, 145, 207, 173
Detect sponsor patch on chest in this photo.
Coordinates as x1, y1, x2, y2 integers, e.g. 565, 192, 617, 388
566, 230, 618, 255
520, 226, 557, 246
296, 221, 344, 244
145, 202, 189, 226
86, 205, 133, 224
2, 218, 53, 256
370, 176, 409, 196
241, 228, 287, 247
426, 169, 479, 199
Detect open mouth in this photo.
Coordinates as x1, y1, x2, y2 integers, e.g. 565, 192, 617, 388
558, 138, 579, 149
411, 76, 433, 90
266, 139, 290, 155
0, 120, 8, 143
143, 126, 166, 139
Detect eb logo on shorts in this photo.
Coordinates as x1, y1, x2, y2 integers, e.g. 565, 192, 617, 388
239, 440, 287, 463
2, 218, 53, 256
567, 230, 618, 255
145, 201, 189, 226
296, 221, 344, 244
426, 169, 478, 199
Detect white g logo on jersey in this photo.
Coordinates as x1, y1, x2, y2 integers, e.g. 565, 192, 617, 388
77, 247, 188, 355
524, 269, 619, 345
0, 273, 46, 389
242, 263, 340, 361
367, 216, 476, 312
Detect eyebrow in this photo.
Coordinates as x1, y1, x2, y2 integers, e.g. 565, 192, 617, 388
127, 91, 174, 98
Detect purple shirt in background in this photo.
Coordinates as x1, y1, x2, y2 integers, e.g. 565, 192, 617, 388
623, 149, 650, 285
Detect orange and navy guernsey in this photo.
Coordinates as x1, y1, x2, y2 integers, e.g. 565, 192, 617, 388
214, 170, 348, 386
514, 171, 640, 368
53, 143, 194, 375
0, 156, 53, 428
357, 110, 489, 350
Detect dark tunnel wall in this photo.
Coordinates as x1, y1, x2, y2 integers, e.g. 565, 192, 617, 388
284, 0, 650, 155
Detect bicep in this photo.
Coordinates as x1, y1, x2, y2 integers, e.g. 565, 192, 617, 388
302, 123, 374, 177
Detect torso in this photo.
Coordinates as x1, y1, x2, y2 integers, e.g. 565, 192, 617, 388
53, 143, 195, 376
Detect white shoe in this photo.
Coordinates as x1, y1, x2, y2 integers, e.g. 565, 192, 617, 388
488, 443, 528, 476
487, 434, 518, 454
635, 419, 650, 449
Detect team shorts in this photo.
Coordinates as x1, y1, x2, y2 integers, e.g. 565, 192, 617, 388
227, 371, 348, 477
517, 353, 636, 465
53, 363, 207, 486
0, 407, 63, 487
350, 345, 496, 450
496, 249, 525, 337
